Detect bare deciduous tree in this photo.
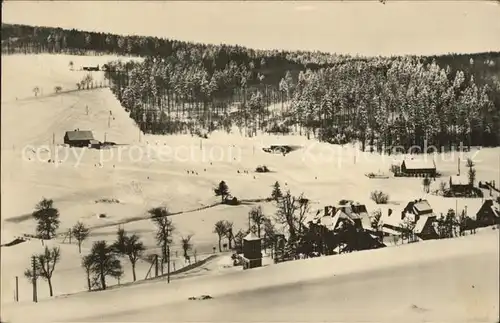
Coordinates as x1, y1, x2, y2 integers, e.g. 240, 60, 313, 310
149, 207, 175, 262
249, 206, 266, 237
180, 234, 193, 263
213, 220, 227, 252
275, 191, 310, 245
25, 247, 61, 297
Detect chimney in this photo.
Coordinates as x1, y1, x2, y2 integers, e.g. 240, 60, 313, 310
324, 206, 329, 217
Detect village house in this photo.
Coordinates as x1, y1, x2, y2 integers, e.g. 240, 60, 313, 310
318, 201, 383, 252
319, 201, 371, 232
379, 199, 438, 241
64, 130, 100, 148
449, 175, 472, 195
400, 158, 437, 177
475, 199, 500, 227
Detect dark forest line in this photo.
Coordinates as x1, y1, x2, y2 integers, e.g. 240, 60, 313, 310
2, 23, 500, 149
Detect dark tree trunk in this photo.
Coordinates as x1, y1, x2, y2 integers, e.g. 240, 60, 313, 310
131, 262, 137, 282
100, 272, 106, 290
48, 279, 53, 297
86, 271, 91, 291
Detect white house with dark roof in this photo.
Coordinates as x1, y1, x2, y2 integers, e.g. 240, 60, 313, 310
379, 199, 439, 240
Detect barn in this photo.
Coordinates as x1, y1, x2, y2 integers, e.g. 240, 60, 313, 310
64, 130, 99, 148
401, 158, 436, 177
476, 199, 500, 227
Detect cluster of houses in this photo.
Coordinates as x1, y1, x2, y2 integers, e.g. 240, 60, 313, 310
304, 197, 500, 254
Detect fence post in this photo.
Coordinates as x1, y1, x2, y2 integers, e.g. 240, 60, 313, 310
31, 256, 38, 303
154, 255, 158, 278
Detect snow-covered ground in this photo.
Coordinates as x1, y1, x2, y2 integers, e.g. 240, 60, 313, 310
2, 229, 499, 323
1, 54, 142, 103
1, 54, 499, 322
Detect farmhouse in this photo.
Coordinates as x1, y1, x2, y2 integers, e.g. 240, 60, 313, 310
400, 158, 436, 177
449, 175, 472, 194
380, 199, 438, 240
321, 201, 371, 231
401, 199, 434, 221
64, 130, 100, 148
476, 199, 500, 227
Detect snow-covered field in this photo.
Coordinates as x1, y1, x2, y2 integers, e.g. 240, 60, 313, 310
3, 229, 499, 323
1, 54, 142, 103
1, 54, 499, 322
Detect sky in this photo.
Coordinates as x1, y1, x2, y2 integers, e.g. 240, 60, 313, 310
2, 1, 500, 57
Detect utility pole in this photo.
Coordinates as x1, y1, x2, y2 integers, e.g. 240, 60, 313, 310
31, 256, 38, 303
458, 157, 460, 176
86, 105, 89, 115
104, 132, 107, 143
15, 276, 19, 302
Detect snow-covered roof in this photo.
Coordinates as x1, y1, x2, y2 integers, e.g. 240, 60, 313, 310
381, 226, 402, 236
243, 232, 260, 241
450, 175, 470, 186
380, 212, 403, 228
414, 215, 436, 234
413, 200, 433, 213
402, 158, 436, 170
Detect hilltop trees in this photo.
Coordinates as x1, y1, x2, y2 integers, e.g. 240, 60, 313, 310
32, 198, 60, 239
214, 181, 230, 202
271, 181, 283, 201
149, 207, 175, 263
71, 222, 90, 253
25, 246, 61, 297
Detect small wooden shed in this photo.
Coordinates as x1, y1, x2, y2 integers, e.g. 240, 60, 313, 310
242, 232, 262, 269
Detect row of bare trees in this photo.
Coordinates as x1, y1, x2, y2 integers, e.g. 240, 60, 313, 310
23, 198, 199, 297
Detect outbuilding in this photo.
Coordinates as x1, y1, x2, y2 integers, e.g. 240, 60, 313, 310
64, 130, 96, 147
449, 175, 472, 194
